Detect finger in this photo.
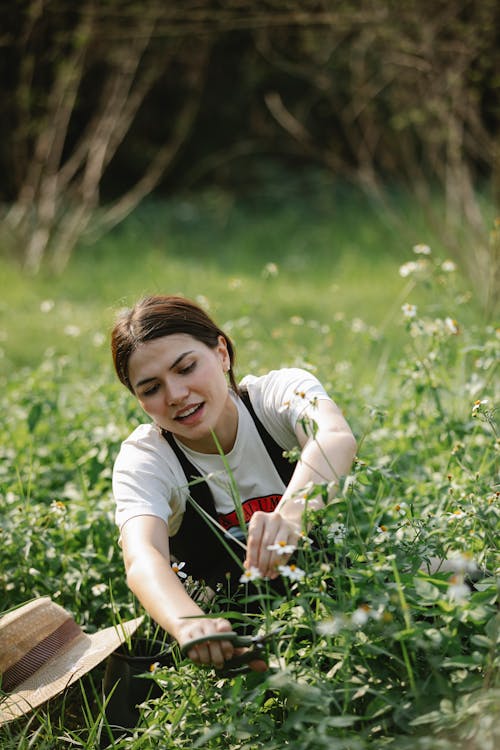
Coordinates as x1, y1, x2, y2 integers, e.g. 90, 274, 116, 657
213, 619, 235, 662
188, 639, 232, 668
265, 521, 295, 578
208, 641, 231, 670
229, 647, 268, 673
189, 642, 211, 665
248, 658, 268, 673
245, 512, 266, 569
247, 512, 281, 572
186, 619, 234, 667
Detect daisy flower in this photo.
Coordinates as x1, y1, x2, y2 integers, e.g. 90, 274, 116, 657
268, 540, 297, 555
413, 243, 431, 255
402, 303, 417, 319
447, 576, 471, 602
441, 259, 456, 272
239, 566, 261, 583
327, 522, 347, 544
278, 564, 305, 582
171, 561, 187, 579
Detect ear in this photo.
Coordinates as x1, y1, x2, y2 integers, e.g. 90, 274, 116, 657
216, 335, 230, 371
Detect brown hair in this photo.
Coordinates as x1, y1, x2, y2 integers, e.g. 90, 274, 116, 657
111, 295, 239, 394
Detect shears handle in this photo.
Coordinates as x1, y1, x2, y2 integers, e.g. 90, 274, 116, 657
180, 631, 266, 675
180, 631, 253, 652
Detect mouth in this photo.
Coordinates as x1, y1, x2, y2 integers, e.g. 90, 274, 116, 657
175, 402, 204, 422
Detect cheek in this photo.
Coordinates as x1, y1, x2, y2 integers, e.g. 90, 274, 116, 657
138, 397, 156, 414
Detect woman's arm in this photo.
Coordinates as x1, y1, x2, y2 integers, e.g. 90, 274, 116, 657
278, 398, 357, 521
245, 398, 357, 577
121, 515, 235, 668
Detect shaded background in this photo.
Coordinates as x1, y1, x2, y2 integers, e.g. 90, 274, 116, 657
1, 1, 498, 280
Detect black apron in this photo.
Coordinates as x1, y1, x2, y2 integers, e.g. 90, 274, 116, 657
161, 389, 295, 591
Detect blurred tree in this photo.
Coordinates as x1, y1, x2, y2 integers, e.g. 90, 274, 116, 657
0, 0, 498, 292
252, 0, 499, 306
1, 1, 210, 272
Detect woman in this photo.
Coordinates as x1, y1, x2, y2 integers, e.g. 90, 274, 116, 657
111, 295, 357, 671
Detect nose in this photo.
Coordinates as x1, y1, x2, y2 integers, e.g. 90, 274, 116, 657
165, 378, 189, 406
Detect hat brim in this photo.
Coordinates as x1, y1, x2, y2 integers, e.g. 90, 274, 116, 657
0, 615, 143, 725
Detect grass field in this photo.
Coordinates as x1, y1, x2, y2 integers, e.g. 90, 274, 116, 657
0, 186, 498, 749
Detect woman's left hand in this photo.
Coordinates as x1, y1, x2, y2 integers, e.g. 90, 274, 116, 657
244, 511, 300, 579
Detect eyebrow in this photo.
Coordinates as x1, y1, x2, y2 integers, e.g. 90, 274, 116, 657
134, 350, 194, 390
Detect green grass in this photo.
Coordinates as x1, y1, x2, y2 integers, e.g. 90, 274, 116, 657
0, 186, 498, 749
0, 186, 487, 384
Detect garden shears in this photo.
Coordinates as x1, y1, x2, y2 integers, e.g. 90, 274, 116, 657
181, 626, 284, 676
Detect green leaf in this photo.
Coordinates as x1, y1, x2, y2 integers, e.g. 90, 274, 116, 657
325, 715, 358, 727
413, 577, 440, 601
442, 655, 480, 668
27, 402, 43, 433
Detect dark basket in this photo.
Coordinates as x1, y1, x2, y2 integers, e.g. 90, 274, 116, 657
101, 637, 174, 739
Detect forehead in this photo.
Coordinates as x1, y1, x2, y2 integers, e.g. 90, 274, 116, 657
128, 333, 202, 374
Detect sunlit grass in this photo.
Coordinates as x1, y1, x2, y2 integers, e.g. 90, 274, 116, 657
0, 186, 497, 749
0, 187, 483, 383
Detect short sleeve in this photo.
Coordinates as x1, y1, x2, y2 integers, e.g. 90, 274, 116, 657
240, 368, 332, 447
112, 423, 187, 533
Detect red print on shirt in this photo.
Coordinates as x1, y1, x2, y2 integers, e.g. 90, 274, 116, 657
218, 495, 282, 531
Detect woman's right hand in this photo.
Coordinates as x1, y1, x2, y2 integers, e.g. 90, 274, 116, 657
175, 617, 235, 670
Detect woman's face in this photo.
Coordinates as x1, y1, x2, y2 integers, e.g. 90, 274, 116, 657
128, 333, 237, 453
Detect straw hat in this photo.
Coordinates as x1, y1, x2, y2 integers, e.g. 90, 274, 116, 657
0, 597, 143, 725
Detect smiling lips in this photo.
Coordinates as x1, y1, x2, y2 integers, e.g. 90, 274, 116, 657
175, 402, 204, 422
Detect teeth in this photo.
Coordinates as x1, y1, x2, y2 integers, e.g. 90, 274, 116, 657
178, 404, 200, 419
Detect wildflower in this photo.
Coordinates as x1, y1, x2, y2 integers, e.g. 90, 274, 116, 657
447, 575, 471, 602
317, 616, 345, 636
50, 500, 66, 514
278, 400, 292, 413
377, 524, 389, 533
262, 262, 279, 278
149, 661, 160, 673
268, 541, 297, 555
472, 398, 488, 415
91, 583, 108, 597
399, 261, 419, 277
40, 300, 55, 313
413, 244, 431, 255
278, 564, 305, 582
351, 318, 366, 333
327, 522, 347, 544
290, 316, 304, 326
447, 509, 466, 522
298, 530, 313, 546
335, 360, 351, 374
441, 259, 456, 272
228, 277, 242, 290
444, 317, 460, 335
239, 566, 261, 583
92, 332, 105, 347
392, 502, 408, 517
171, 561, 187, 579
402, 303, 417, 319
293, 480, 315, 505
447, 552, 478, 575
351, 605, 371, 627
64, 325, 81, 337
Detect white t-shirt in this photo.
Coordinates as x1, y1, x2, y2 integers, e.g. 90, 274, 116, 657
113, 367, 331, 536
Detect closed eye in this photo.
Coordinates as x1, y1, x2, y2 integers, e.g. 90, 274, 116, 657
142, 383, 160, 397
179, 361, 196, 375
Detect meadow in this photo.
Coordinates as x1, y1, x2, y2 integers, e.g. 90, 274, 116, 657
0, 185, 498, 749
